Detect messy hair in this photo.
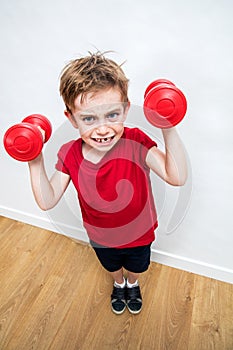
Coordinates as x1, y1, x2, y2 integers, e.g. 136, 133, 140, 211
59, 51, 129, 113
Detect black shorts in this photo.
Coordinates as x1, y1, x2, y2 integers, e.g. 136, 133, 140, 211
92, 243, 151, 273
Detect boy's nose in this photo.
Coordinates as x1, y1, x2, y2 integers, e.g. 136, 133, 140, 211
96, 124, 109, 135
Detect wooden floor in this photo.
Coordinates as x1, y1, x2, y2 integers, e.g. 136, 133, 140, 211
0, 216, 233, 350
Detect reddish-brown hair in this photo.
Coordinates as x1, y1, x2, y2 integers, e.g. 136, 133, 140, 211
59, 51, 129, 112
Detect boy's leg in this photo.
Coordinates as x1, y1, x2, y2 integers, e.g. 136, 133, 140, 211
110, 268, 124, 284
125, 270, 143, 315
109, 268, 127, 315
127, 271, 139, 284
91, 246, 127, 314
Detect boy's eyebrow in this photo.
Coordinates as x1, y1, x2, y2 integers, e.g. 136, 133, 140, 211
105, 107, 122, 115
79, 111, 96, 117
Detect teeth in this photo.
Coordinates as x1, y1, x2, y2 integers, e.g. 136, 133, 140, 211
94, 137, 113, 143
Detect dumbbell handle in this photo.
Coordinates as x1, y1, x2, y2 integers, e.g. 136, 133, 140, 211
3, 114, 52, 162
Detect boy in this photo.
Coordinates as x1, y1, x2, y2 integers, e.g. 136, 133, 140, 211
28, 52, 187, 315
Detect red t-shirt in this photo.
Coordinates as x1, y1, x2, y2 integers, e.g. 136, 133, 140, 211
56, 127, 158, 248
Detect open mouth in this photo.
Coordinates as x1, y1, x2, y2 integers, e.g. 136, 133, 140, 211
92, 135, 115, 144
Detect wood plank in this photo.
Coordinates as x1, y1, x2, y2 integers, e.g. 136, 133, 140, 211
188, 275, 233, 349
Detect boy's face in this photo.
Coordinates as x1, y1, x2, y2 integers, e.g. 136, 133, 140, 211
65, 88, 130, 153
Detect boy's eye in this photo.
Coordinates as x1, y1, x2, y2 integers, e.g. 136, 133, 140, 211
106, 113, 119, 121
82, 116, 95, 124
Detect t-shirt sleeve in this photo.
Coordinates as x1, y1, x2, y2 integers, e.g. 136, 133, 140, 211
129, 128, 157, 168
55, 151, 69, 174
55, 141, 75, 175
138, 129, 157, 150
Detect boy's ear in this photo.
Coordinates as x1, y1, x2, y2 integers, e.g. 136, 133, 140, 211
64, 110, 79, 129
123, 101, 130, 121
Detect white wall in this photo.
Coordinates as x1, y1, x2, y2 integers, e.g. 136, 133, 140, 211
1, 0, 233, 283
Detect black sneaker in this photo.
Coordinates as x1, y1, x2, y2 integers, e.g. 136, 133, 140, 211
126, 285, 142, 314
111, 286, 126, 315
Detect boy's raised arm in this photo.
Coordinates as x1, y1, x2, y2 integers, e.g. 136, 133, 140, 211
28, 153, 70, 210
146, 127, 188, 186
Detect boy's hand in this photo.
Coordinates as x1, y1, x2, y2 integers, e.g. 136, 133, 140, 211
37, 126, 46, 142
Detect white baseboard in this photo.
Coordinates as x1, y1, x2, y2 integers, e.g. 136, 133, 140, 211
150, 249, 233, 284
1, 206, 233, 285
0, 205, 88, 243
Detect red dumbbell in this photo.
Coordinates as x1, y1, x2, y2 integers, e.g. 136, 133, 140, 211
143, 79, 187, 128
3, 114, 52, 161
